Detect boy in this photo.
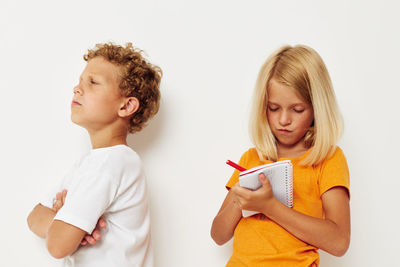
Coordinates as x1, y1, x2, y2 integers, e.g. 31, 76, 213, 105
27, 43, 162, 267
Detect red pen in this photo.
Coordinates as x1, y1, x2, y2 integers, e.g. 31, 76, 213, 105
226, 160, 247, 172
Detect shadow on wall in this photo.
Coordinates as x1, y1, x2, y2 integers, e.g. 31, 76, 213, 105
127, 102, 165, 157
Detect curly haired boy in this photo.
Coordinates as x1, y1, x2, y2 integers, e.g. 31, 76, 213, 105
27, 43, 161, 267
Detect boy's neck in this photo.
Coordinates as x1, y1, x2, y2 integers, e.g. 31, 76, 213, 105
87, 125, 128, 149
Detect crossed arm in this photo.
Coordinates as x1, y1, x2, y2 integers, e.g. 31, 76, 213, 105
27, 190, 106, 259
210, 173, 350, 256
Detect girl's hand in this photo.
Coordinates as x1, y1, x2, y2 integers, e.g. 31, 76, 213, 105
230, 173, 276, 214
80, 217, 107, 246
52, 189, 67, 213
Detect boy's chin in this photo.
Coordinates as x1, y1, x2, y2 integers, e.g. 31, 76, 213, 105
70, 116, 85, 128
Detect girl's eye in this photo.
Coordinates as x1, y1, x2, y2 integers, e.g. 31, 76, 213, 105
294, 109, 305, 113
268, 107, 279, 112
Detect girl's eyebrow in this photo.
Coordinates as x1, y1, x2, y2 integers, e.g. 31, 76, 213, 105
268, 101, 307, 107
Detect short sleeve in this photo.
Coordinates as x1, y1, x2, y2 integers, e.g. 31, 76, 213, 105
225, 150, 250, 190
319, 147, 350, 197
54, 157, 119, 234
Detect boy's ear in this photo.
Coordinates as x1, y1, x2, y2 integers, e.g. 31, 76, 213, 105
119, 97, 139, 118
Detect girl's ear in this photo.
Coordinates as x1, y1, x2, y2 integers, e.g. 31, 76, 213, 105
119, 97, 139, 118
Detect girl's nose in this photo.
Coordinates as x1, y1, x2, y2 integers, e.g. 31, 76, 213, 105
279, 111, 291, 126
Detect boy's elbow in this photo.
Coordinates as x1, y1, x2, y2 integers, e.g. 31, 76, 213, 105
27, 204, 45, 238
47, 239, 70, 259
27, 204, 39, 231
27, 212, 34, 232
47, 247, 66, 259
46, 220, 85, 259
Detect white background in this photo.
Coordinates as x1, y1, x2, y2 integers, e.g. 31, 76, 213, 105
0, 0, 399, 266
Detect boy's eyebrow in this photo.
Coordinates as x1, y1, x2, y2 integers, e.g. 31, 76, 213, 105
87, 73, 102, 79
80, 73, 105, 82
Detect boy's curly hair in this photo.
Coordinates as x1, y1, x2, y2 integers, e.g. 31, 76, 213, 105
84, 42, 162, 133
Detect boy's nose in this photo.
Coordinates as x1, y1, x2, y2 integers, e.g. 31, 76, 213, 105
73, 86, 83, 95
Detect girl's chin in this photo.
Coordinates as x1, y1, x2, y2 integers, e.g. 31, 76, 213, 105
276, 139, 304, 148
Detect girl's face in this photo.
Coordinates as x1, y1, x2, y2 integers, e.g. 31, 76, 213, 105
267, 79, 314, 151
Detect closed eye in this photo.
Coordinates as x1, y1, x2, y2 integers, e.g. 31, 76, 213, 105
268, 106, 279, 112
294, 109, 305, 113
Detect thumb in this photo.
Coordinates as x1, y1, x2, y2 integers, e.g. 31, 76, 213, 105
258, 173, 270, 187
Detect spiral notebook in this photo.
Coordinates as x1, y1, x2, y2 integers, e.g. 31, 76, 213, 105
239, 160, 293, 217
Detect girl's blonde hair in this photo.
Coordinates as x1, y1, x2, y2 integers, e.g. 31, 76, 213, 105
249, 45, 343, 166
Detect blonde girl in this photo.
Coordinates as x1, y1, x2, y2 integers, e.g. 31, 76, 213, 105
211, 45, 350, 267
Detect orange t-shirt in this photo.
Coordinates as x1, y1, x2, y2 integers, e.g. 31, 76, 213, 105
225, 147, 350, 267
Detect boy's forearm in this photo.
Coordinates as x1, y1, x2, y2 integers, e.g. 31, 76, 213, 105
27, 203, 87, 259
27, 204, 56, 238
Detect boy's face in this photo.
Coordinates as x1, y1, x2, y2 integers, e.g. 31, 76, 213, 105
71, 57, 124, 131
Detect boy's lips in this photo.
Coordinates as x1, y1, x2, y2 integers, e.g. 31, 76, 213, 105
71, 100, 82, 106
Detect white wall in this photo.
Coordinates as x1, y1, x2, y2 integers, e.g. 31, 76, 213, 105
1, 0, 399, 266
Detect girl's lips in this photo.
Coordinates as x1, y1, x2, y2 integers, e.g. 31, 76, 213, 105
278, 129, 291, 134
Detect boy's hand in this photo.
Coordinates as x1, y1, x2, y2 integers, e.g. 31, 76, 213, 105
51, 189, 106, 246
231, 173, 276, 213
52, 189, 67, 213
80, 217, 107, 246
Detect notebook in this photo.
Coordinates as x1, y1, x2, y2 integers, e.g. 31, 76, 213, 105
239, 160, 293, 217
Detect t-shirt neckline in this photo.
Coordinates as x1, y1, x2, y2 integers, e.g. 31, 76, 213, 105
91, 144, 129, 152
277, 147, 312, 162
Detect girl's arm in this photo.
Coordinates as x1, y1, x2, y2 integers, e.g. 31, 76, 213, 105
231, 174, 350, 256
210, 190, 243, 245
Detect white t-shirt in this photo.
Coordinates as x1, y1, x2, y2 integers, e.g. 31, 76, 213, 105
41, 145, 153, 267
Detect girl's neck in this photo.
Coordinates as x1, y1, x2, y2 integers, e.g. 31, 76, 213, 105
276, 140, 310, 159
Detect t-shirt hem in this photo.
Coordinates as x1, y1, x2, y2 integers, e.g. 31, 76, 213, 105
320, 183, 350, 199
54, 210, 95, 234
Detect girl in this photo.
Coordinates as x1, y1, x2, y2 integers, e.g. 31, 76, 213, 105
211, 45, 350, 267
